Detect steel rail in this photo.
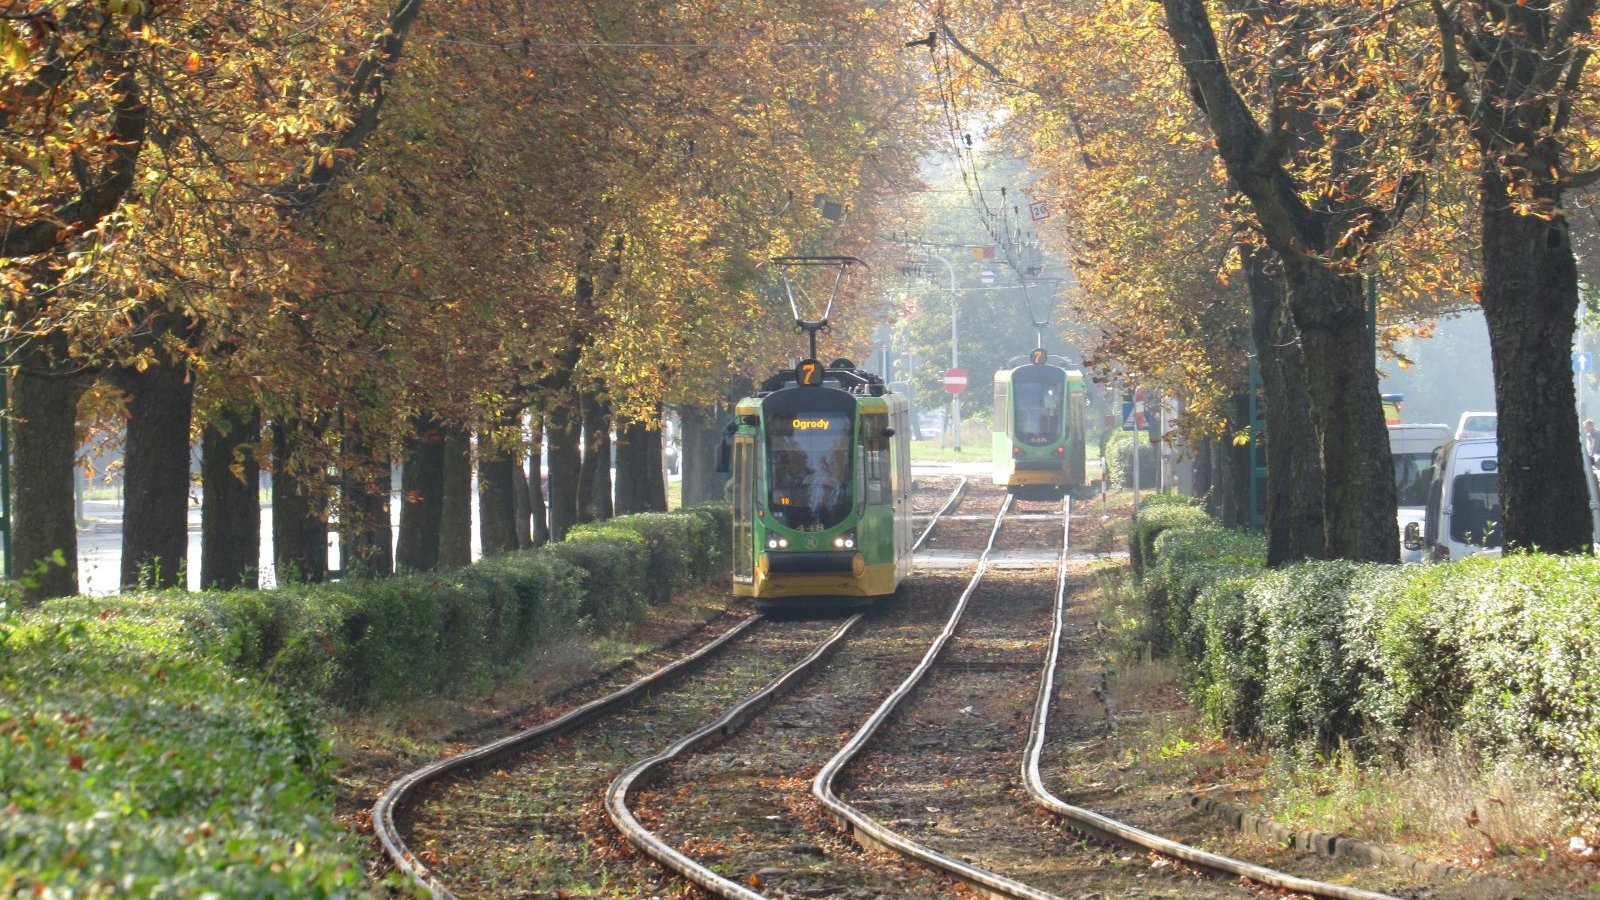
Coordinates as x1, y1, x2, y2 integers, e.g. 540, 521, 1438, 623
605, 614, 863, 899
1022, 498, 1401, 900
372, 613, 766, 898
813, 494, 1067, 900
602, 473, 967, 898
913, 475, 968, 551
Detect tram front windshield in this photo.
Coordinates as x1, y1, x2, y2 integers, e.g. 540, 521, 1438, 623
767, 411, 854, 530
1014, 369, 1066, 445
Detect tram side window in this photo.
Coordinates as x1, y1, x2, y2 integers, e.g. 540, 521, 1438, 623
1014, 380, 1064, 445
863, 412, 891, 505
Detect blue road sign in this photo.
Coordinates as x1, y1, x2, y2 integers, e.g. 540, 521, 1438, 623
1576, 351, 1593, 373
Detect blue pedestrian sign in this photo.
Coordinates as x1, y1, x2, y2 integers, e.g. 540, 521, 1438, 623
1576, 351, 1593, 373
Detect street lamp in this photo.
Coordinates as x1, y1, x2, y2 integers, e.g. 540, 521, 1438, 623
927, 252, 960, 450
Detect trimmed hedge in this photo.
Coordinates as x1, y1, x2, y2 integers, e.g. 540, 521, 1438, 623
4, 504, 733, 893
1135, 509, 1600, 797
1129, 493, 1211, 581
0, 592, 363, 895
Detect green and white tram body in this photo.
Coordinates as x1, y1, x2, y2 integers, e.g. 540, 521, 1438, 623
729, 361, 913, 612
992, 352, 1088, 497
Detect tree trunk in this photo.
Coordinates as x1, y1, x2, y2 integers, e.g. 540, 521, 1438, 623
578, 391, 613, 522
1161, 0, 1398, 562
1228, 416, 1253, 530
477, 421, 519, 556
1479, 164, 1591, 553
546, 396, 582, 541
200, 405, 260, 590
438, 424, 472, 568
272, 417, 328, 583
1245, 248, 1326, 565
1282, 261, 1397, 562
645, 423, 667, 511
528, 416, 549, 547
513, 464, 533, 548
12, 364, 87, 602
116, 361, 195, 590
1206, 436, 1229, 524
680, 403, 725, 507
396, 414, 445, 571
340, 423, 392, 578
614, 417, 653, 514
1192, 436, 1213, 504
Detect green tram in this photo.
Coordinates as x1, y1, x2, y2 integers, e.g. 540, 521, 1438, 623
992, 349, 1088, 496
727, 359, 913, 612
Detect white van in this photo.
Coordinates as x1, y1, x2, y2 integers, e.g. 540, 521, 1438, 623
1406, 437, 1600, 560
1455, 411, 1497, 440
1388, 424, 1452, 563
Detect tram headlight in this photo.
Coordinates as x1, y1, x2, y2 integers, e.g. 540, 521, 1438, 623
766, 536, 790, 549
832, 531, 856, 550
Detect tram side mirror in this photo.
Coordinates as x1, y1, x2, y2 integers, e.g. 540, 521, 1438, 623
881, 428, 895, 438
1403, 522, 1424, 551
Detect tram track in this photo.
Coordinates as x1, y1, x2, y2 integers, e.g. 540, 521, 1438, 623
828, 490, 1409, 900
377, 473, 1409, 900
1023, 512, 1400, 900
585, 482, 1027, 898
372, 476, 969, 898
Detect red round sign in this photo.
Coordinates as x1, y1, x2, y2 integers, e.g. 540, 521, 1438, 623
943, 367, 968, 394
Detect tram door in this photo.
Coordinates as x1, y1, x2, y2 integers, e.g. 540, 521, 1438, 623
732, 434, 755, 583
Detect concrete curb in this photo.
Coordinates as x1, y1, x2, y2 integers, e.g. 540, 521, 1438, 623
1186, 792, 1462, 882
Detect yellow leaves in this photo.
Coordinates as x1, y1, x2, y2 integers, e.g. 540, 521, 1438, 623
185, 52, 203, 74
0, 21, 28, 73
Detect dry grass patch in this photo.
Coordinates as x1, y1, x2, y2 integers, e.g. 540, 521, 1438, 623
1271, 735, 1583, 862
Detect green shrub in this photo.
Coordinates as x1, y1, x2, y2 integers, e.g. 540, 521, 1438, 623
1189, 571, 1266, 738
1251, 561, 1381, 754
685, 503, 733, 578
603, 511, 717, 603
1104, 427, 1158, 491
1345, 562, 1466, 752
1138, 492, 1202, 511
1, 504, 732, 893
550, 524, 652, 622
0, 603, 362, 896
1144, 524, 1264, 659
1134, 500, 1600, 798
1443, 556, 1600, 796
1129, 501, 1212, 580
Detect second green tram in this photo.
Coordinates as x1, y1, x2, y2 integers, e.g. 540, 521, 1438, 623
992, 354, 1088, 496
727, 360, 913, 612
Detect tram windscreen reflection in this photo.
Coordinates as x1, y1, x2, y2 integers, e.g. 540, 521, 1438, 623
766, 412, 854, 529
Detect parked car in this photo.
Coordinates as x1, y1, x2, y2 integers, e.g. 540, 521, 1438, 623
1388, 423, 1452, 563
1454, 410, 1497, 440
